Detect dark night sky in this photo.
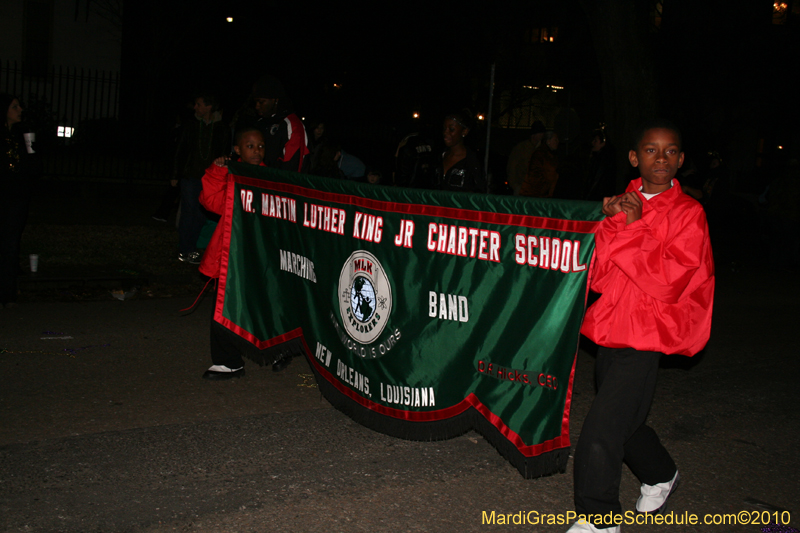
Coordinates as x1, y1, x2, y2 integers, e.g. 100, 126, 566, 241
127, 1, 571, 112
122, 0, 799, 178
124, 1, 587, 163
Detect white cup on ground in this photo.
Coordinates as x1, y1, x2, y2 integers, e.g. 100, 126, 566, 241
29, 254, 39, 273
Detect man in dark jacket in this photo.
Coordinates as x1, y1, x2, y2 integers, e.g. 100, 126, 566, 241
237, 75, 308, 173
174, 92, 230, 263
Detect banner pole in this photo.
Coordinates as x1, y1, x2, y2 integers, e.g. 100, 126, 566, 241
484, 62, 495, 194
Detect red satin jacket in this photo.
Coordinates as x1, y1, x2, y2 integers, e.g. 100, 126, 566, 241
198, 160, 266, 279
580, 178, 715, 356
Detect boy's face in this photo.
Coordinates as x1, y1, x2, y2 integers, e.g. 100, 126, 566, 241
629, 127, 684, 194
234, 131, 265, 165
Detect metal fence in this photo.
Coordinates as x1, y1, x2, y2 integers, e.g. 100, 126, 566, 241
1, 60, 171, 181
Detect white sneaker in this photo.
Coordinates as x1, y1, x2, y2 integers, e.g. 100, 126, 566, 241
207, 365, 242, 372
636, 470, 680, 514
566, 521, 620, 533
202, 365, 245, 380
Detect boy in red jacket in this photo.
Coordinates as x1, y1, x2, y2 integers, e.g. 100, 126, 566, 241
199, 128, 269, 380
568, 121, 715, 532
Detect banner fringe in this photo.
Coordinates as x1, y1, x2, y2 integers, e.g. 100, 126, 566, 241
240, 337, 306, 367
308, 354, 569, 479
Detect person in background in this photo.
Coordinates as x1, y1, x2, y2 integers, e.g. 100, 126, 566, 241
507, 120, 546, 195
519, 130, 559, 198
583, 128, 616, 201
307, 137, 367, 180
393, 126, 439, 189
173, 92, 230, 264
437, 110, 485, 193
308, 138, 347, 179
237, 74, 309, 173
338, 148, 366, 180
305, 119, 326, 154
0, 93, 37, 309
152, 110, 188, 223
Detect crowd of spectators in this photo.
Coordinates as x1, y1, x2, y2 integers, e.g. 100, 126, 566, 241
159, 72, 798, 279
4, 73, 796, 311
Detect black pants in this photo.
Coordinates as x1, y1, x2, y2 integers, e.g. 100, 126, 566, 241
209, 285, 247, 369
573, 347, 677, 522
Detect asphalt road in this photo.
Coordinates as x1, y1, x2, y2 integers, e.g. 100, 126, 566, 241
2, 266, 798, 533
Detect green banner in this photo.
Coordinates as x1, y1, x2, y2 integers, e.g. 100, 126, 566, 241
216, 163, 603, 478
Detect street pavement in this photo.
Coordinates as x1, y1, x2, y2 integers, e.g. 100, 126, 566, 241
1, 263, 799, 532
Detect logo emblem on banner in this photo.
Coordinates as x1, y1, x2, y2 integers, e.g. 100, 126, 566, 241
338, 250, 392, 344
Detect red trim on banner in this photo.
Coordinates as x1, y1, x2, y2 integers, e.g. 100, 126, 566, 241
466, 394, 569, 455
301, 339, 570, 458
554, 249, 596, 450
218, 315, 305, 350
232, 174, 600, 234
213, 179, 238, 323
561, 355, 577, 450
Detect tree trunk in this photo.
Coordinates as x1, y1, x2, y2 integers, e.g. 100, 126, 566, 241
582, 0, 659, 193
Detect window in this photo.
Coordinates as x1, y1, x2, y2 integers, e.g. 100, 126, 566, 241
57, 126, 75, 138
525, 27, 559, 43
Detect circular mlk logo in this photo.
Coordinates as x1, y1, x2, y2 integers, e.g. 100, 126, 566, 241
338, 251, 392, 344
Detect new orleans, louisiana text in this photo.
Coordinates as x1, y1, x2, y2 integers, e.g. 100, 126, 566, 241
480, 510, 792, 527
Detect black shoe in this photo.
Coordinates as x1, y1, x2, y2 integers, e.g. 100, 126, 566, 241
202, 365, 245, 380
272, 352, 293, 372
178, 251, 202, 265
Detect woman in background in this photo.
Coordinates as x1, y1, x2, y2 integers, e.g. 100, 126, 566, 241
437, 110, 485, 193
1, 93, 36, 308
